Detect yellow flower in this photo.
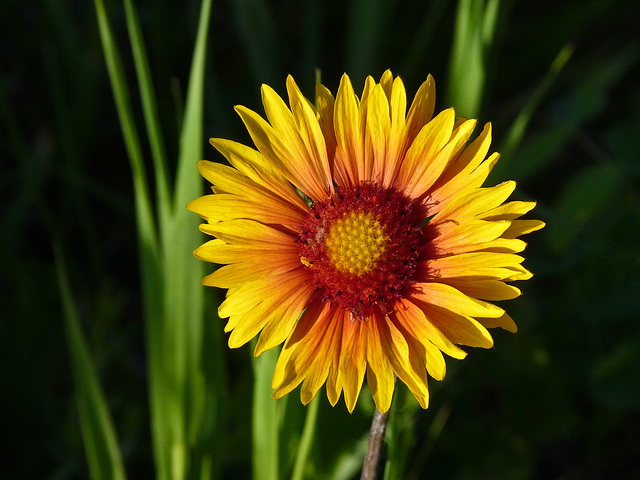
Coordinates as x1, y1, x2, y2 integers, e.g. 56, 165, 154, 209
188, 71, 544, 413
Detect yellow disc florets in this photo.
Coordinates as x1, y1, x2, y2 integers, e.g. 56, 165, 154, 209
325, 212, 389, 276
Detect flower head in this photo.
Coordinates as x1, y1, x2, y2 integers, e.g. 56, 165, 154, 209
188, 71, 544, 413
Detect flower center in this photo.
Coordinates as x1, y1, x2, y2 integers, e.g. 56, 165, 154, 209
298, 183, 427, 318
325, 212, 389, 276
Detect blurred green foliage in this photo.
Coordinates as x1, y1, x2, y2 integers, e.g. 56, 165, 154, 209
2, 0, 640, 478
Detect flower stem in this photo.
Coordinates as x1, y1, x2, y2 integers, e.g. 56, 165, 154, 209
360, 407, 390, 480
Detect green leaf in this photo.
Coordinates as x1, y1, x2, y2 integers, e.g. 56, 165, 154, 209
290, 396, 320, 480
123, 0, 171, 226
382, 385, 419, 480
93, 0, 167, 476
252, 347, 282, 480
93, 0, 158, 257
55, 244, 127, 480
448, 0, 501, 118
492, 44, 574, 182
503, 45, 639, 183
156, 0, 214, 478
94, 1, 217, 479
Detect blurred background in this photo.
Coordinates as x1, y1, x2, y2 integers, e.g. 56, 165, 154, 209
2, 0, 640, 478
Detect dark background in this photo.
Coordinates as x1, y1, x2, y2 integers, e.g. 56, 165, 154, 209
2, 0, 640, 478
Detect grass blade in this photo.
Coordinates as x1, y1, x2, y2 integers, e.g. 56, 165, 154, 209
499, 44, 637, 184
158, 0, 214, 478
93, 0, 157, 255
290, 396, 320, 480
174, 0, 212, 210
491, 44, 574, 181
447, 0, 501, 118
94, 0, 216, 477
123, 0, 171, 225
253, 347, 282, 480
93, 1, 168, 477
55, 244, 127, 480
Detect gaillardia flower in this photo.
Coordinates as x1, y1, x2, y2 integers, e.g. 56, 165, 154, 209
188, 71, 544, 413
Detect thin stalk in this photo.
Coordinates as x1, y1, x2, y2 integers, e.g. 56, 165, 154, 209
123, 0, 171, 225
290, 396, 320, 480
360, 407, 390, 480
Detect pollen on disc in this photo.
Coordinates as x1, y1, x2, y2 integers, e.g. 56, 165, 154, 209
297, 183, 427, 318
325, 212, 389, 276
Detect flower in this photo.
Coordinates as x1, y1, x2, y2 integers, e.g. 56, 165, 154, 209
188, 71, 544, 413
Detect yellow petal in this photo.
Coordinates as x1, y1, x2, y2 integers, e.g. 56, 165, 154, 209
190, 193, 307, 227
299, 312, 343, 404
398, 108, 455, 194
382, 76, 408, 187
404, 74, 436, 145
365, 84, 391, 183
338, 315, 367, 412
430, 122, 492, 203
194, 241, 297, 265
441, 278, 521, 301
477, 312, 518, 333
221, 269, 309, 335
481, 200, 538, 221
433, 181, 516, 224
423, 341, 446, 381
437, 152, 501, 203
315, 83, 338, 181
286, 75, 334, 195
254, 279, 316, 356
414, 282, 505, 318
209, 138, 310, 211
226, 301, 273, 348
422, 304, 495, 349
325, 314, 346, 407
503, 219, 546, 238
365, 317, 395, 413
472, 238, 528, 254
272, 301, 331, 395
200, 219, 293, 245
411, 118, 478, 198
236, 104, 328, 202
218, 278, 267, 319
379, 314, 429, 408
379, 69, 394, 99
208, 137, 277, 179
395, 298, 467, 360
261, 83, 311, 167
503, 264, 534, 281
434, 219, 510, 255
426, 252, 526, 281
195, 160, 256, 196
333, 74, 363, 186
202, 256, 302, 288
